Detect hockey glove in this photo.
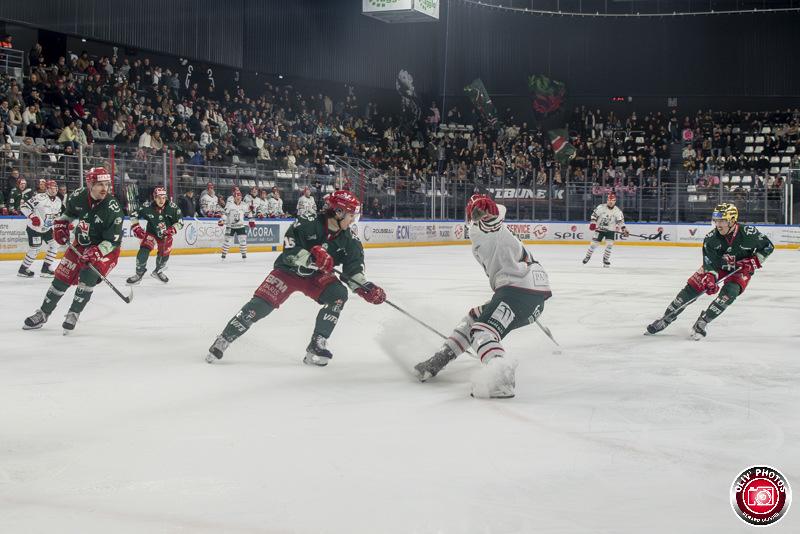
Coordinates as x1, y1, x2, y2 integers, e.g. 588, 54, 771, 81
701, 272, 719, 295
621, 227, 630, 237
165, 225, 178, 236
81, 245, 104, 268
53, 219, 71, 245
30, 215, 41, 227
132, 224, 146, 240
356, 282, 386, 305
589, 222, 597, 231
310, 245, 333, 273
249, 220, 256, 229
735, 256, 761, 275
217, 219, 225, 227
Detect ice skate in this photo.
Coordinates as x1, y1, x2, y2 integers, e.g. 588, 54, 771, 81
206, 335, 231, 363
150, 270, 169, 283
603, 259, 611, 268
414, 346, 457, 382
40, 265, 56, 278
220, 254, 227, 261
62, 311, 80, 334
304, 334, 333, 366
582, 255, 591, 265
241, 253, 247, 260
17, 265, 34, 278
471, 356, 516, 399
23, 309, 49, 330
690, 312, 709, 340
126, 272, 145, 285
645, 318, 669, 335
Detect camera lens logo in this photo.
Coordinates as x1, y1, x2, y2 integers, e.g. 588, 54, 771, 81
731, 466, 791, 526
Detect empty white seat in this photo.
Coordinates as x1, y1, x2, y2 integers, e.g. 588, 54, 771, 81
754, 146, 764, 153
635, 136, 644, 144
741, 176, 753, 184
786, 146, 796, 154
770, 156, 780, 163
755, 136, 765, 143
769, 166, 780, 174
744, 146, 754, 153
722, 175, 732, 183
732, 127, 741, 134
618, 156, 627, 163
780, 166, 790, 174
730, 176, 742, 184
781, 156, 791, 164
761, 126, 771, 134
744, 136, 754, 144
741, 185, 751, 192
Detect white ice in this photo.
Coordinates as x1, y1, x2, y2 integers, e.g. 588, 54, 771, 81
1, 244, 798, 533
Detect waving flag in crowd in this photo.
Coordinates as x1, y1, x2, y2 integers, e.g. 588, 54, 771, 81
528, 74, 566, 115
464, 78, 500, 127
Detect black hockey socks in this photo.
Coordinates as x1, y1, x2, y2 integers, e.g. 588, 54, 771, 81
702, 283, 741, 323
221, 297, 274, 342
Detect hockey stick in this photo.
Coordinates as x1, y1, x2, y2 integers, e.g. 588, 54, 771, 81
67, 243, 133, 304
661, 267, 741, 323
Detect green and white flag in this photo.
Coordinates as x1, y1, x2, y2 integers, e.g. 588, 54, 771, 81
548, 129, 575, 163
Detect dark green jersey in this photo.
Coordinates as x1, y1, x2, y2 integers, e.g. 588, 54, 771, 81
62, 187, 124, 254
275, 213, 366, 286
702, 224, 774, 272
132, 200, 183, 238
9, 187, 33, 213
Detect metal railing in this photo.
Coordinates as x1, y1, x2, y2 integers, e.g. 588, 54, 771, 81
1, 146, 795, 224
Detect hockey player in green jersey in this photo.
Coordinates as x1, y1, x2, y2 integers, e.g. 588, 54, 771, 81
645, 203, 774, 340
206, 190, 386, 365
126, 187, 183, 285
22, 167, 124, 333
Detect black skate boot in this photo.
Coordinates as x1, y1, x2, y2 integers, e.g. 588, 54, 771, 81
62, 311, 80, 334
206, 335, 231, 363
23, 309, 49, 330
304, 334, 333, 366
18, 265, 34, 278
126, 271, 145, 285
150, 270, 169, 283
582, 256, 590, 265
603, 259, 611, 268
414, 346, 457, 382
645, 317, 670, 335
690, 312, 709, 340
242, 253, 247, 260
40, 264, 56, 278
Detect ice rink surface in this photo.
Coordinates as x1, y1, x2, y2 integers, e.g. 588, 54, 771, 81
1, 243, 799, 533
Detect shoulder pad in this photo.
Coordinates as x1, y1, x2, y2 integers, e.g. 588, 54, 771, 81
704, 229, 716, 238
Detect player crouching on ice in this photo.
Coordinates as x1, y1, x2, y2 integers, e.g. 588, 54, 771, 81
645, 203, 773, 340
206, 190, 386, 365
413, 194, 553, 398
582, 192, 628, 267
23, 167, 123, 333
126, 187, 183, 285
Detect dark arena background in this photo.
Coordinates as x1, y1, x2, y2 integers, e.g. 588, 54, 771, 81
0, 1, 797, 532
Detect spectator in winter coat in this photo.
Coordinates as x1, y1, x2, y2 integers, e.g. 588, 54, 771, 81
178, 190, 196, 218
365, 197, 386, 219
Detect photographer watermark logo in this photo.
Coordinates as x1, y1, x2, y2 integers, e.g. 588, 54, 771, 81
731, 465, 791, 526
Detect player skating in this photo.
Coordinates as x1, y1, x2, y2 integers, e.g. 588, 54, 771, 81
413, 194, 553, 398
582, 192, 629, 267
18, 179, 62, 278
126, 187, 183, 285
645, 203, 773, 340
206, 190, 386, 365
22, 168, 123, 333
219, 189, 255, 260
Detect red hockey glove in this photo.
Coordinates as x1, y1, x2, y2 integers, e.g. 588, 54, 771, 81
249, 220, 256, 229
356, 282, 386, 305
701, 272, 719, 295
30, 215, 41, 227
735, 256, 761, 275
81, 245, 104, 267
165, 225, 178, 236
53, 219, 71, 245
132, 224, 146, 240
310, 245, 333, 273
217, 219, 225, 227
142, 233, 158, 250
621, 227, 630, 237
589, 222, 597, 231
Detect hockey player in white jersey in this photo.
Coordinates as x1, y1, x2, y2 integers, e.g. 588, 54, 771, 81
582, 192, 629, 267
266, 188, 286, 218
219, 189, 255, 260
253, 189, 270, 218
18, 180, 63, 278
199, 182, 220, 217
296, 186, 317, 217
413, 194, 553, 398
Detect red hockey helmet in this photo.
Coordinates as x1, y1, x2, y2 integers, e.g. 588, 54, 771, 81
45, 179, 58, 189
326, 190, 361, 220
465, 193, 495, 222
85, 167, 111, 187
607, 192, 617, 202
153, 186, 167, 198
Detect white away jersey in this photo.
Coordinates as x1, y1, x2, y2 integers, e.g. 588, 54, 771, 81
200, 192, 219, 216
296, 195, 317, 217
22, 193, 63, 232
266, 196, 284, 217
470, 205, 552, 295
220, 201, 250, 228
590, 203, 625, 231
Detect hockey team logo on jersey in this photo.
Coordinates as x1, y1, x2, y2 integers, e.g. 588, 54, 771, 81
730, 466, 791, 526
